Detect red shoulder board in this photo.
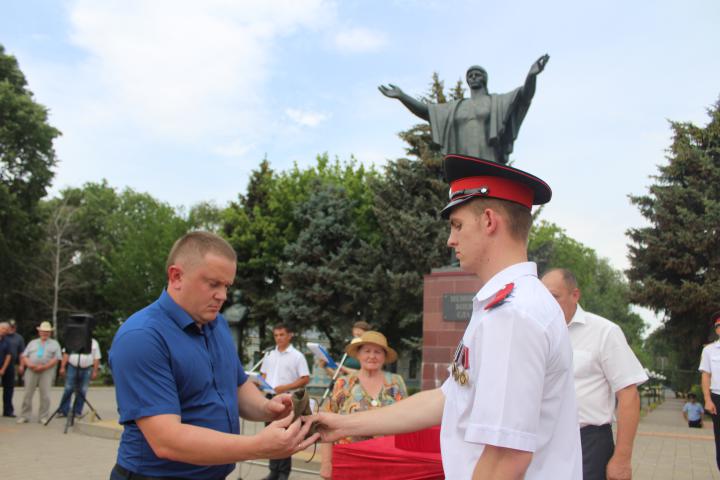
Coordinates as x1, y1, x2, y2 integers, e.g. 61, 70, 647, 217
484, 283, 514, 310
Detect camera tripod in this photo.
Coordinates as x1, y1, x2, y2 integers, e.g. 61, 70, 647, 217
45, 361, 101, 434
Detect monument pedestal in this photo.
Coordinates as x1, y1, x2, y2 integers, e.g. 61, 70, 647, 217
421, 267, 483, 391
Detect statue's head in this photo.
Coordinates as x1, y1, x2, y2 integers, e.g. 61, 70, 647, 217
466, 65, 488, 90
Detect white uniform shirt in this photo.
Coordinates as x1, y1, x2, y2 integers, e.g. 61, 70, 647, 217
260, 344, 309, 389
699, 341, 720, 394
440, 262, 582, 479
568, 305, 648, 427
63, 338, 102, 369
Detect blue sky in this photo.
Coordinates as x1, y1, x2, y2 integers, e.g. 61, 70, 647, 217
2, 0, 719, 331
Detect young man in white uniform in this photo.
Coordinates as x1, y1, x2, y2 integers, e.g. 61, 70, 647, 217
699, 311, 720, 472
542, 268, 647, 480
316, 154, 582, 479
260, 324, 310, 480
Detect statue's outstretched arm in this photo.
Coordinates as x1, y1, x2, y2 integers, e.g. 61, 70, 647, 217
521, 54, 550, 102
378, 84, 430, 121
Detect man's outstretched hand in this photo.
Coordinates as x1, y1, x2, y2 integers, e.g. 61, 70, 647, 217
254, 413, 319, 459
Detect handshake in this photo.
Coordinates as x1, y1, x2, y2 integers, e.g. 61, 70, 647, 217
255, 389, 352, 459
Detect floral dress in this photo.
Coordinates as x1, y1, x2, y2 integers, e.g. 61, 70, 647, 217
325, 370, 408, 444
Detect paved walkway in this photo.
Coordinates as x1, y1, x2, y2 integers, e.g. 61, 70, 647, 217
633, 396, 719, 480
1, 387, 719, 479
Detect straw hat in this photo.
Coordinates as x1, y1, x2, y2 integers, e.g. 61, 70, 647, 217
345, 331, 398, 364
37, 321, 54, 332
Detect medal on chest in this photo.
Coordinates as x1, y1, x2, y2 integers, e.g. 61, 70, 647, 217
451, 341, 470, 386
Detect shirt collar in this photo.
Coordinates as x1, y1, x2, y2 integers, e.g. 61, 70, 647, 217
158, 290, 216, 332
275, 344, 296, 354
568, 304, 586, 326
475, 262, 538, 303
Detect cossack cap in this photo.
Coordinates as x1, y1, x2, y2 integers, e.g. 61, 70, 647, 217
441, 154, 552, 219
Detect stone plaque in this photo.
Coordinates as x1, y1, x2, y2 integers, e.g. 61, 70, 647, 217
442, 293, 475, 321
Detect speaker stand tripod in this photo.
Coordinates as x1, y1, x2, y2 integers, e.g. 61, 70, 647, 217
45, 364, 102, 433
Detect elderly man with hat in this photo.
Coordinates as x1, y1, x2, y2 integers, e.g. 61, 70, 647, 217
17, 321, 62, 424
317, 154, 581, 479
699, 311, 720, 471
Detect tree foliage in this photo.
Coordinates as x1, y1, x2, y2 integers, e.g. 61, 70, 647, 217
0, 44, 60, 321
277, 182, 375, 352
530, 221, 646, 350
627, 100, 720, 368
223, 155, 377, 355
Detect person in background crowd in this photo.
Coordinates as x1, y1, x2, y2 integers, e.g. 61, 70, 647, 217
57, 336, 102, 418
260, 323, 311, 480
2, 319, 25, 417
109, 232, 316, 480
542, 268, 647, 480
699, 311, 720, 471
318, 320, 371, 376
0, 322, 12, 415
17, 321, 61, 424
320, 331, 407, 480
682, 393, 705, 428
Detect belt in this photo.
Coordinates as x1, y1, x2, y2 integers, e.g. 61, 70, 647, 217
112, 464, 200, 480
580, 423, 611, 433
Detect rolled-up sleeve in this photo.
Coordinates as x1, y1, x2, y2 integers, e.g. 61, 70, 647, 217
465, 310, 548, 452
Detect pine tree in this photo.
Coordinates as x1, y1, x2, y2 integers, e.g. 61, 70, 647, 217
627, 99, 720, 368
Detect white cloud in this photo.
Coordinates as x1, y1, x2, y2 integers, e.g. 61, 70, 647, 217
285, 108, 329, 127
64, 0, 337, 142
333, 27, 386, 53
212, 140, 254, 158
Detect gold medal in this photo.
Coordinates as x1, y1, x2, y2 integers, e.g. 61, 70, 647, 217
459, 370, 468, 385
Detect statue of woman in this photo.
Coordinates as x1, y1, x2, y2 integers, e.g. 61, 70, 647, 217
379, 54, 549, 164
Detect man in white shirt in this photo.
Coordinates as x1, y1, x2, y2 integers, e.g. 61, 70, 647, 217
260, 324, 310, 480
699, 311, 720, 471
57, 337, 102, 418
316, 154, 582, 479
542, 268, 648, 480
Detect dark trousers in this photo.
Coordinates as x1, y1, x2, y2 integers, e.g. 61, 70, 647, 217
712, 393, 720, 470
689, 419, 703, 428
2, 364, 15, 416
580, 423, 614, 480
268, 457, 291, 479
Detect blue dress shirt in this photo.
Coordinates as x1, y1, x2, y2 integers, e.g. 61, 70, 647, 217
110, 290, 247, 479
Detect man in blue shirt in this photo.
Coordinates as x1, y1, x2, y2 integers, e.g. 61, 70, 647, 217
109, 231, 317, 480
683, 394, 705, 428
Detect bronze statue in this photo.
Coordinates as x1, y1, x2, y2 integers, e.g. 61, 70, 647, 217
379, 54, 549, 164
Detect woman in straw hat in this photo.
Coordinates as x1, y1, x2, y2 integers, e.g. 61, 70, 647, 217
16, 321, 61, 424
320, 331, 408, 479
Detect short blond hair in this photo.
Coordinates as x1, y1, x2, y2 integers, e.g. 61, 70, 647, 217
166, 231, 236, 272
468, 198, 532, 242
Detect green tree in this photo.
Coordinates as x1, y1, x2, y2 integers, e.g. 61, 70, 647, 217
0, 44, 60, 322
100, 188, 189, 320
530, 221, 646, 349
223, 159, 284, 353
223, 155, 377, 356
277, 182, 374, 353
627, 100, 720, 368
